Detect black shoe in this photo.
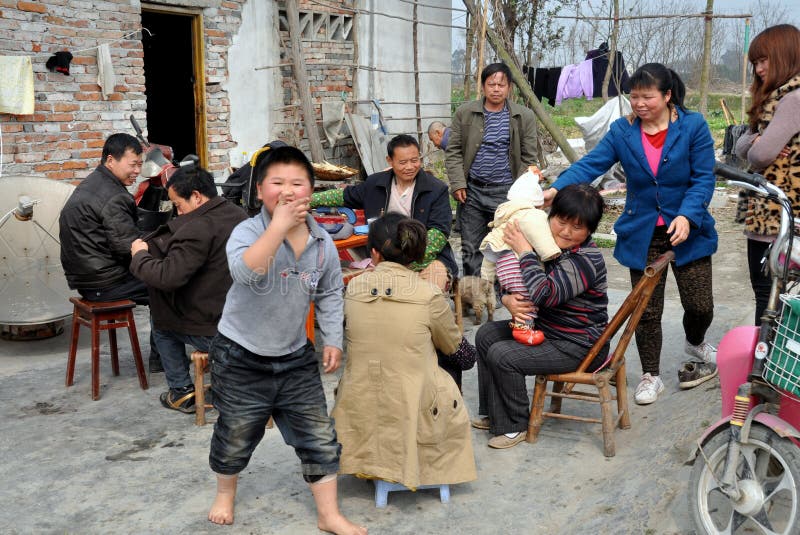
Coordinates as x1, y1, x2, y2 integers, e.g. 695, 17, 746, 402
160, 386, 196, 413
149, 353, 164, 373
678, 360, 718, 389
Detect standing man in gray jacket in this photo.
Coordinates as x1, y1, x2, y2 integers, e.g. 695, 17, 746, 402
445, 62, 539, 276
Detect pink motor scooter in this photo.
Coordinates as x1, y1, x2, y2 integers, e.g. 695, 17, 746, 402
687, 163, 800, 534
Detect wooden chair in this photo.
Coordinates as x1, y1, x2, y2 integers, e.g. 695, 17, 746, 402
65, 297, 148, 400
526, 251, 674, 457
451, 277, 463, 334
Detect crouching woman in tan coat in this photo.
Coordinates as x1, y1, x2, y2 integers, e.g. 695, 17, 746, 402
332, 213, 477, 490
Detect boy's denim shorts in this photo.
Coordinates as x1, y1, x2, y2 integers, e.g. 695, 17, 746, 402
208, 333, 341, 477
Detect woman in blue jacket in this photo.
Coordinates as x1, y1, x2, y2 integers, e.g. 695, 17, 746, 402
544, 63, 718, 405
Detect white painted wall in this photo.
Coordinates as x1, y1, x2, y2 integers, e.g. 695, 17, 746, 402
357, 0, 452, 141
225, 0, 452, 168
225, 0, 281, 168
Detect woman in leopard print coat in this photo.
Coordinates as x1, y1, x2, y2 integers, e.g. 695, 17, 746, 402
735, 24, 800, 324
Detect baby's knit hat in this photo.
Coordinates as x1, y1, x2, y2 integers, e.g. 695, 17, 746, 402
506, 166, 544, 206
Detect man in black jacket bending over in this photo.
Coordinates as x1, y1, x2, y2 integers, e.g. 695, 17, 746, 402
59, 133, 162, 371
129, 165, 246, 413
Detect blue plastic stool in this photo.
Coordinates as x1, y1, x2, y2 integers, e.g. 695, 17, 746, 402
373, 479, 450, 508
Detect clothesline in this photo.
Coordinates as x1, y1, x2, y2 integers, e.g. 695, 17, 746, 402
307, 0, 468, 31
6, 28, 153, 60
553, 12, 752, 21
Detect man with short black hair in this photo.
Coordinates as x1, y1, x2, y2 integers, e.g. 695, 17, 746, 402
59, 133, 163, 372
446, 63, 539, 276
130, 165, 247, 413
311, 134, 462, 387
311, 134, 457, 290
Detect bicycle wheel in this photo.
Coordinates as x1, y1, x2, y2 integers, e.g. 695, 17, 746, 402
689, 425, 800, 534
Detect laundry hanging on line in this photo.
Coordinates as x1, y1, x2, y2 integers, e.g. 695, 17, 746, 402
585, 43, 630, 98
524, 44, 631, 107
0, 56, 34, 115
555, 59, 594, 105
524, 65, 560, 107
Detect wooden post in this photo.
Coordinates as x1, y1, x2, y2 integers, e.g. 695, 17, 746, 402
698, 0, 714, 116
476, 0, 488, 87
352, 11, 359, 107
601, 0, 619, 101
463, 11, 473, 100
741, 18, 751, 124
285, 0, 325, 162
413, 0, 422, 143
461, 0, 578, 162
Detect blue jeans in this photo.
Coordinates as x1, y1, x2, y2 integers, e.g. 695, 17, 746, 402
151, 329, 212, 390
208, 334, 340, 476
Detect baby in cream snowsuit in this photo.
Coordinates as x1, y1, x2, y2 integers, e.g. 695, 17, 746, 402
479, 167, 561, 345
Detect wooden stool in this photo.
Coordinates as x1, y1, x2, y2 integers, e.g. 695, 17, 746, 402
191, 351, 213, 426
65, 297, 148, 400
192, 350, 275, 429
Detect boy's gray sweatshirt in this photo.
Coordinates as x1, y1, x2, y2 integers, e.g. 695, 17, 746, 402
217, 209, 344, 356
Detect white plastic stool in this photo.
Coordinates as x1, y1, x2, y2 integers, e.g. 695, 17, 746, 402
373, 479, 450, 508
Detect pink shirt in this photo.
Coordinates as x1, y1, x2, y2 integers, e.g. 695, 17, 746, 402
642, 128, 667, 226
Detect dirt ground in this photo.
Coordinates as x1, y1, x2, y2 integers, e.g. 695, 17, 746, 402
0, 188, 754, 534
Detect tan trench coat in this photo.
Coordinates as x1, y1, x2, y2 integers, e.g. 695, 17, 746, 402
332, 262, 477, 488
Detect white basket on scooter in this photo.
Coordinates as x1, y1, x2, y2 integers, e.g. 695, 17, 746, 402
765, 294, 800, 398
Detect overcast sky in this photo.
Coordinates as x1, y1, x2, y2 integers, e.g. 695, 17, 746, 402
450, 0, 799, 51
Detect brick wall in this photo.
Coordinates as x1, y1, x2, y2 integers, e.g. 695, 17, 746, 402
278, 0, 356, 153
0, 0, 355, 182
0, 0, 248, 180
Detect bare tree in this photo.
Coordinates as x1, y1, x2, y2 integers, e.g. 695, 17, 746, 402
750, 0, 792, 35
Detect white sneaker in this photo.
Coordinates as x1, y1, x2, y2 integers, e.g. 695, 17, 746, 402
634, 373, 665, 405
685, 341, 717, 363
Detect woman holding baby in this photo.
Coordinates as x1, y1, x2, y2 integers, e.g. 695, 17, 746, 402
473, 184, 608, 449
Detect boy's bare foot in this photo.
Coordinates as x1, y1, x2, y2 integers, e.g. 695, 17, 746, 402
318, 512, 368, 535
310, 476, 367, 535
208, 474, 238, 525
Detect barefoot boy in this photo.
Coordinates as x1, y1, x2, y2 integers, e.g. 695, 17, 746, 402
207, 145, 366, 534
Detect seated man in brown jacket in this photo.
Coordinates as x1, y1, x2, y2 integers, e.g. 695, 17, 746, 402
130, 164, 247, 413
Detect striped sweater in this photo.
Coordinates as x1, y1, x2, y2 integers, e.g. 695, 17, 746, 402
469, 106, 513, 184
518, 242, 608, 348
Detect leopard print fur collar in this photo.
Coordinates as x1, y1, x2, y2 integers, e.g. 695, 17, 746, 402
758, 74, 800, 130
743, 73, 800, 236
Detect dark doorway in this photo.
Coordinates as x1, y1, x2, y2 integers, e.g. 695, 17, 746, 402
141, 10, 196, 162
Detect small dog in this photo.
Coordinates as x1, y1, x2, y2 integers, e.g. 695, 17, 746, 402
458, 276, 495, 325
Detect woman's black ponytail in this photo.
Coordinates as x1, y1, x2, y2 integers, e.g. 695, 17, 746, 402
367, 213, 427, 265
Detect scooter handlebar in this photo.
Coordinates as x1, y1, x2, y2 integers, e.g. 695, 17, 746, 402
714, 162, 768, 189
129, 114, 149, 147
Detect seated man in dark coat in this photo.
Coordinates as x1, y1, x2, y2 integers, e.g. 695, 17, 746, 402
311, 134, 457, 290
59, 133, 163, 371
311, 134, 462, 385
129, 164, 247, 413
